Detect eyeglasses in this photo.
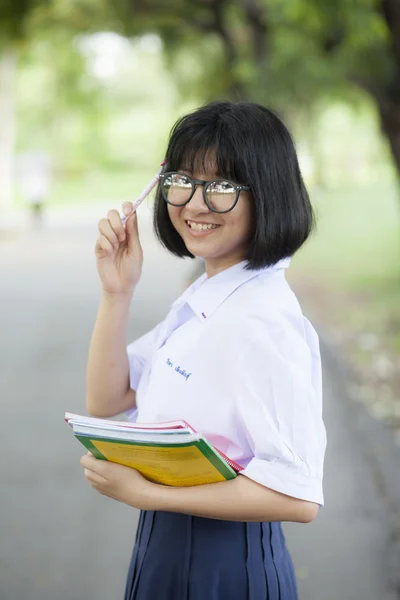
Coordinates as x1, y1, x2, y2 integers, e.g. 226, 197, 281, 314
159, 172, 251, 214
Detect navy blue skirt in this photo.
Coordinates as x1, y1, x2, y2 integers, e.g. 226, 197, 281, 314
124, 510, 298, 599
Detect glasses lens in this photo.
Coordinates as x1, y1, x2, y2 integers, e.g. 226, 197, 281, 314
206, 180, 237, 212
162, 173, 193, 205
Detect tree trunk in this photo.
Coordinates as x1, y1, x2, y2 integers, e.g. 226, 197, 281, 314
377, 95, 400, 180
0, 48, 16, 206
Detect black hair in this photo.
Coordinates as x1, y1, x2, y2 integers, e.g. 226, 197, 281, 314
153, 100, 315, 270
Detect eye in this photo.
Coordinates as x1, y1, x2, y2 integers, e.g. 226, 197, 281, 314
171, 174, 192, 187
207, 180, 236, 194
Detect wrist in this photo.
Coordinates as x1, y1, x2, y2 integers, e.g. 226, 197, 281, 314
128, 478, 165, 511
101, 289, 134, 306
146, 482, 178, 512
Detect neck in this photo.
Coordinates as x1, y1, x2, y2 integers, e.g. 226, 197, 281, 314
204, 256, 244, 279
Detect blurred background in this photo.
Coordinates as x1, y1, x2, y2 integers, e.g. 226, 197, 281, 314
1, 1, 400, 599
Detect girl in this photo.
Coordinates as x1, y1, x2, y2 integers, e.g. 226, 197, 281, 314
80, 101, 327, 600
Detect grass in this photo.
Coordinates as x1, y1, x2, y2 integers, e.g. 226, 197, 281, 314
289, 180, 400, 431
291, 179, 400, 341
292, 181, 400, 289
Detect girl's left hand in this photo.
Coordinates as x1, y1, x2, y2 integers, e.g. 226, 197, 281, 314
80, 453, 158, 509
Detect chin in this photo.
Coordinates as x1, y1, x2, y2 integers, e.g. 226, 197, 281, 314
184, 240, 216, 257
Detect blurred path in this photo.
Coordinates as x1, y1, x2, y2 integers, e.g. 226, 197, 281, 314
1, 205, 398, 600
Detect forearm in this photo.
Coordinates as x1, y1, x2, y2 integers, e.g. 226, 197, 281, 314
86, 291, 134, 417
149, 474, 319, 523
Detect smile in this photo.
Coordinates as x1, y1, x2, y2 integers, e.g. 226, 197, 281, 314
186, 220, 221, 232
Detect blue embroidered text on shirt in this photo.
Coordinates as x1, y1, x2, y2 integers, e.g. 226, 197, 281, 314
166, 358, 192, 381
175, 366, 192, 381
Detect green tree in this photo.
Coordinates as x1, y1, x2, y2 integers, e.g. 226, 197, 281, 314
2, 0, 400, 180
110, 0, 400, 185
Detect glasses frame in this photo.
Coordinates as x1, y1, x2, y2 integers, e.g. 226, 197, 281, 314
159, 171, 251, 214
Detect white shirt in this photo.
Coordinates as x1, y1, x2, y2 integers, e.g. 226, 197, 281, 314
126, 259, 327, 506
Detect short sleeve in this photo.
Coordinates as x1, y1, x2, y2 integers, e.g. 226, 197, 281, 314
233, 316, 327, 506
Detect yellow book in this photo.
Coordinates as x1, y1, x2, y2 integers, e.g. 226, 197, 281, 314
65, 412, 241, 487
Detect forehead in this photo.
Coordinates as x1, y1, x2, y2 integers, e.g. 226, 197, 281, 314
179, 151, 218, 177
168, 136, 233, 177
166, 126, 247, 183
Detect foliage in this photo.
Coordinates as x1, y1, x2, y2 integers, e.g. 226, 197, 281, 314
2, 0, 400, 179
0, 0, 391, 105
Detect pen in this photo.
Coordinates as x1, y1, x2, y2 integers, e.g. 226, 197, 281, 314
122, 160, 166, 224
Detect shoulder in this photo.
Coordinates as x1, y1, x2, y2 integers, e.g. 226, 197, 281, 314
218, 271, 314, 353
208, 277, 321, 392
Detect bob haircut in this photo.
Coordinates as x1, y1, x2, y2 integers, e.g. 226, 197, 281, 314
153, 101, 315, 270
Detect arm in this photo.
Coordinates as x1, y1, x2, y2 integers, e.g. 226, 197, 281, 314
80, 455, 319, 523
87, 203, 143, 418
152, 474, 319, 523
86, 291, 135, 418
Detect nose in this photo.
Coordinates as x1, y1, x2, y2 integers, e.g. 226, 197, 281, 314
186, 184, 210, 212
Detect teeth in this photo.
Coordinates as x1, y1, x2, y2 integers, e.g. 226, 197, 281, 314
188, 221, 219, 231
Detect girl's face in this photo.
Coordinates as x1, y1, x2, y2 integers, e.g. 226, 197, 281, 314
167, 159, 253, 278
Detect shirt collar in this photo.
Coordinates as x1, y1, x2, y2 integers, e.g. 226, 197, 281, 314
172, 257, 291, 321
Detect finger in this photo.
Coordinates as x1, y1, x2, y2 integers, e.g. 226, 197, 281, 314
80, 454, 111, 480
126, 211, 140, 251
122, 202, 133, 218
107, 209, 126, 243
95, 234, 114, 256
98, 217, 119, 245
84, 468, 107, 486
80, 454, 101, 470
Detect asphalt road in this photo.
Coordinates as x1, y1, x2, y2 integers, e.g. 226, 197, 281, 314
1, 207, 399, 600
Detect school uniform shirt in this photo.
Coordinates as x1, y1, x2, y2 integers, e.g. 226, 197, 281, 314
126, 258, 327, 506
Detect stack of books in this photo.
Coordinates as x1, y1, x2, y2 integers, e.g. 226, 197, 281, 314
65, 412, 242, 487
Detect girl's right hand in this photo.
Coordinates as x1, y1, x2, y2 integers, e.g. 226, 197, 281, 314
95, 202, 143, 295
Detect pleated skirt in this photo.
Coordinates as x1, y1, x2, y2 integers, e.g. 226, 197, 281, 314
124, 510, 298, 600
